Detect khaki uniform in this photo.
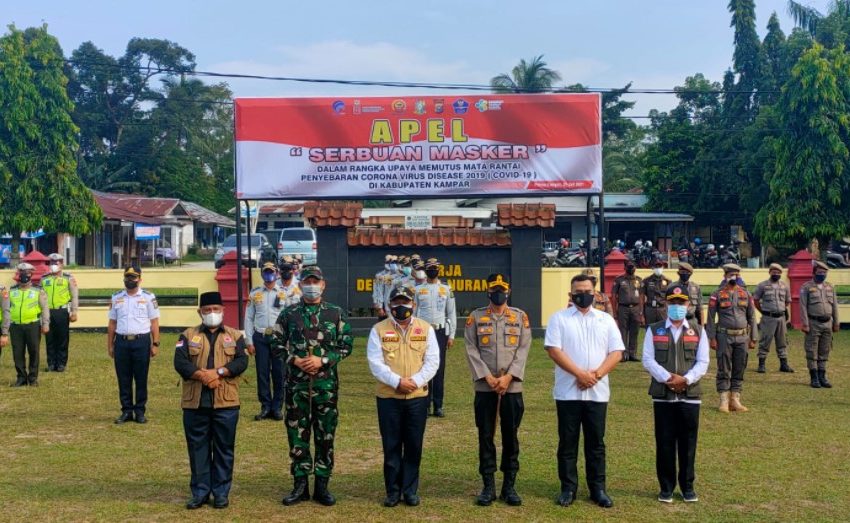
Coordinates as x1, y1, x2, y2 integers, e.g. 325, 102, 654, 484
753, 280, 791, 360
373, 317, 432, 399
612, 274, 643, 358
642, 274, 671, 325
671, 279, 703, 325
800, 280, 839, 371
707, 286, 757, 392
593, 291, 613, 316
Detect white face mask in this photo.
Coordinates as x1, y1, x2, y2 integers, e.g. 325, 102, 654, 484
49, 264, 60, 273
653, 268, 664, 276
202, 312, 223, 328
414, 270, 426, 280
302, 284, 323, 300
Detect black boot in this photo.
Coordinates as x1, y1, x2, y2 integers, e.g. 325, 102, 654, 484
313, 476, 336, 506
282, 476, 310, 506
818, 370, 832, 388
757, 358, 766, 373
779, 358, 794, 373
500, 472, 522, 506
476, 474, 497, 506
809, 369, 821, 388
11, 377, 27, 387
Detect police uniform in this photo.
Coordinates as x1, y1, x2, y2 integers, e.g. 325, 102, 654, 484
245, 262, 291, 420
414, 257, 457, 417
800, 261, 839, 388
108, 266, 160, 422
373, 255, 397, 317
2, 263, 50, 387
642, 267, 671, 325
174, 291, 249, 509
612, 266, 643, 360
706, 264, 757, 412
465, 273, 531, 507
367, 286, 439, 506
670, 263, 703, 325
42, 253, 79, 371
753, 263, 793, 373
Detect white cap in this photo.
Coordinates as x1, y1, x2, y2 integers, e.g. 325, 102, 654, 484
16, 262, 35, 271
48, 253, 64, 262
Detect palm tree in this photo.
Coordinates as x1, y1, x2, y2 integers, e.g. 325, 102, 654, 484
490, 55, 562, 93
787, 0, 850, 43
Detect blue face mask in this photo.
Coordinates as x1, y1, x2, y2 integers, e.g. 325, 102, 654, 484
262, 272, 277, 283
402, 267, 412, 276
389, 263, 398, 272
668, 304, 688, 321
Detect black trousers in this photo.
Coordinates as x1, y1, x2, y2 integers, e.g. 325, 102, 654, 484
183, 407, 239, 499
427, 327, 449, 410
475, 391, 524, 475
46, 308, 70, 368
11, 322, 41, 380
556, 400, 608, 494
653, 402, 699, 494
253, 333, 284, 412
114, 334, 151, 414
377, 396, 429, 497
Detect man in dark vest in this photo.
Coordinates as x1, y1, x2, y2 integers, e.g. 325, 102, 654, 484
174, 291, 249, 509
641, 285, 709, 504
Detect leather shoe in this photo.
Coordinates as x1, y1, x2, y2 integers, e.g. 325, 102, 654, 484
114, 412, 134, 424
591, 490, 614, 508
255, 408, 271, 421
213, 496, 229, 509
11, 377, 27, 387
271, 410, 284, 421
186, 495, 209, 509
56, 365, 66, 372
433, 408, 445, 418
556, 490, 576, 507
383, 492, 400, 507
28, 379, 38, 387
135, 413, 148, 424
404, 493, 420, 506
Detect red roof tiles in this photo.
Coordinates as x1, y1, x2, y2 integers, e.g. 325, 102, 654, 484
496, 203, 556, 228
303, 201, 363, 227
348, 228, 511, 247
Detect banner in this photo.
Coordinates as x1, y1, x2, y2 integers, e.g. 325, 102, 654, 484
235, 94, 601, 199
134, 224, 161, 241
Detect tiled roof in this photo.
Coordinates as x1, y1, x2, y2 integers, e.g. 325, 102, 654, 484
303, 201, 363, 227
348, 228, 511, 247
496, 203, 556, 228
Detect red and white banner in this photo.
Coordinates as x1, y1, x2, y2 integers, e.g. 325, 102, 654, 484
235, 94, 601, 199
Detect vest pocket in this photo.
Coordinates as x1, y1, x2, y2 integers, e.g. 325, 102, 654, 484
683, 348, 696, 362
655, 349, 669, 364
219, 379, 238, 403
223, 346, 236, 362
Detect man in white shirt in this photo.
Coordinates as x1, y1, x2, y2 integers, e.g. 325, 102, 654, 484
642, 285, 709, 504
544, 273, 624, 509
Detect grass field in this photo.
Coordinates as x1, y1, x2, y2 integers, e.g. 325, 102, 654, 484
1, 328, 849, 522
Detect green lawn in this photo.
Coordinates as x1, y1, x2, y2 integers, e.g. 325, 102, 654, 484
1, 330, 848, 522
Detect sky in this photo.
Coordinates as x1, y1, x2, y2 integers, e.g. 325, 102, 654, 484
5, 0, 832, 116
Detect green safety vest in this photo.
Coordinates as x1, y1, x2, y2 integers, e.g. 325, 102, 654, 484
10, 286, 42, 324
42, 275, 72, 309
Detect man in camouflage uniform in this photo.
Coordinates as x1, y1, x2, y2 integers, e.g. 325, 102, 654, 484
612, 261, 643, 361
800, 261, 839, 389
706, 264, 757, 413
670, 263, 703, 325
273, 266, 353, 507
580, 268, 612, 316
753, 263, 793, 374
642, 259, 671, 325
373, 254, 397, 318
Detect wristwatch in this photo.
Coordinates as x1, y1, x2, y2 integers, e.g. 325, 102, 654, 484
321, 356, 329, 366
152, 341, 160, 347
217, 367, 226, 377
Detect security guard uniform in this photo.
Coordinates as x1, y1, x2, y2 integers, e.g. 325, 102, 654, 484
413, 257, 457, 416
2, 264, 49, 386
753, 263, 793, 373
393, 256, 416, 296
642, 268, 671, 325
670, 263, 703, 325
373, 255, 397, 317
612, 266, 643, 361
465, 273, 531, 506
42, 253, 79, 371
800, 260, 839, 388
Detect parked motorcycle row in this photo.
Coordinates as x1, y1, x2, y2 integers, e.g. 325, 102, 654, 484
540, 237, 743, 268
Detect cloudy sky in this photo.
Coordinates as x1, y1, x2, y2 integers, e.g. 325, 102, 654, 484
7, 0, 829, 115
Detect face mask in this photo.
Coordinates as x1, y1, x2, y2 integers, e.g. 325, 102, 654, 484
49, 264, 60, 273
262, 272, 277, 283
571, 292, 595, 309
425, 268, 440, 279
281, 271, 293, 280
402, 267, 412, 276
653, 268, 663, 276
678, 272, 691, 282
302, 284, 323, 300
202, 312, 223, 328
488, 290, 508, 306
391, 304, 413, 321
814, 273, 827, 283
668, 304, 688, 321
626, 266, 636, 275
414, 270, 426, 280
389, 263, 398, 272
770, 274, 781, 282
124, 278, 138, 290
385, 264, 392, 271
727, 277, 738, 286
19, 274, 32, 284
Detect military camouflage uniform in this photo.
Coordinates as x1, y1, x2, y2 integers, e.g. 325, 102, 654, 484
273, 301, 353, 478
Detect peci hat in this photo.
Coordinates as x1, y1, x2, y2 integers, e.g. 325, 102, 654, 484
199, 291, 223, 307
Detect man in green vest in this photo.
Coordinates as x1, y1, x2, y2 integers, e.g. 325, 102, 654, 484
1, 263, 50, 387
641, 285, 709, 504
42, 253, 79, 372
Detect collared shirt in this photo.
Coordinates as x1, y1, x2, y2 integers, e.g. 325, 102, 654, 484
413, 280, 457, 338
279, 278, 302, 307
641, 319, 710, 404
366, 319, 439, 390
107, 288, 160, 335
244, 283, 288, 339
544, 306, 624, 402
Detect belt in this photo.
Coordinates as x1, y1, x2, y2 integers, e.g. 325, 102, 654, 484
763, 311, 785, 318
50, 304, 71, 311
116, 333, 150, 341
808, 315, 832, 323
719, 328, 748, 336
431, 323, 445, 330
621, 303, 638, 308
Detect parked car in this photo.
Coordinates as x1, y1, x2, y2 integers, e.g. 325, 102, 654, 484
214, 233, 277, 268
276, 227, 317, 265
140, 241, 179, 264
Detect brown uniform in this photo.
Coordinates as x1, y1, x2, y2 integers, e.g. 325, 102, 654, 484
642, 274, 671, 325
753, 280, 790, 360
612, 274, 643, 359
800, 280, 839, 371
706, 285, 757, 393
593, 291, 613, 316
670, 279, 703, 325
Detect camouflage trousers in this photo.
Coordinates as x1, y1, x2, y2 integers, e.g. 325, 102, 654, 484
286, 385, 339, 478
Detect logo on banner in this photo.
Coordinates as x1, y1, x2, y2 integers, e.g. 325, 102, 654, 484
392, 99, 407, 113
332, 100, 345, 114
453, 99, 469, 114
414, 99, 426, 115
475, 99, 489, 112
434, 99, 445, 113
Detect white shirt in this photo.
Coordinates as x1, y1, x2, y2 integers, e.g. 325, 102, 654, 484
366, 320, 440, 390
642, 319, 710, 404
544, 306, 624, 402
107, 288, 160, 335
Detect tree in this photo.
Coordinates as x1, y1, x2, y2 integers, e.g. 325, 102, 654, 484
728, 0, 764, 117
787, 0, 850, 48
490, 55, 562, 93
0, 25, 102, 260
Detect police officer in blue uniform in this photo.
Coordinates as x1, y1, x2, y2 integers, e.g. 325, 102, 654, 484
107, 266, 161, 424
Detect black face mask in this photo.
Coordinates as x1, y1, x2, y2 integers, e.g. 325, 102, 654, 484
626, 266, 636, 275
770, 274, 781, 282
391, 304, 413, 321
727, 277, 738, 286
124, 278, 139, 290
572, 292, 595, 309
678, 273, 691, 282
281, 271, 293, 280
18, 274, 31, 284
488, 290, 508, 306
425, 268, 440, 279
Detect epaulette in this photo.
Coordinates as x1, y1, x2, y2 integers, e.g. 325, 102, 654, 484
141, 289, 154, 296
112, 290, 124, 297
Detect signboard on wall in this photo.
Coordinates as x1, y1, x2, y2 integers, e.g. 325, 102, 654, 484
405, 215, 432, 229
134, 224, 161, 241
